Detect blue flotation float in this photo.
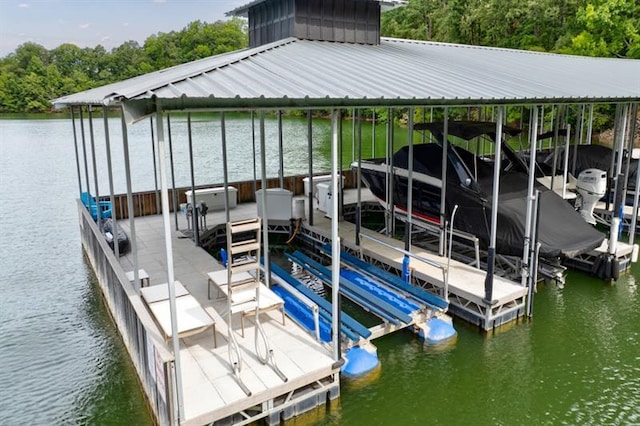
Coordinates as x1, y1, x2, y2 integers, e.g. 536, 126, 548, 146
418, 316, 457, 344
342, 344, 379, 378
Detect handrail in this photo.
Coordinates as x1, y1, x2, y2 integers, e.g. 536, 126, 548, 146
268, 267, 322, 342
394, 209, 480, 269
358, 232, 448, 286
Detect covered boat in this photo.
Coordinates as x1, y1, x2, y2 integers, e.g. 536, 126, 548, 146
354, 121, 605, 259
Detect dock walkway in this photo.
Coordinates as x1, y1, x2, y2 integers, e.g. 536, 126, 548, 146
116, 215, 338, 425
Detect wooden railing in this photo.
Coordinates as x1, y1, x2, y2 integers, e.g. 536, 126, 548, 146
107, 171, 357, 219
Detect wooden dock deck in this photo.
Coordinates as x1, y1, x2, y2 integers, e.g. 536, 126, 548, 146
116, 215, 339, 425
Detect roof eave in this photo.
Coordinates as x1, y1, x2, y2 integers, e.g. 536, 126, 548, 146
121, 95, 639, 123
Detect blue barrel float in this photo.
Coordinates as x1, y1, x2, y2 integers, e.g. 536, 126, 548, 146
419, 316, 457, 344
342, 343, 380, 378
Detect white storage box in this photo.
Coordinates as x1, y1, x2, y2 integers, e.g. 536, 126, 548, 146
316, 183, 331, 213
316, 182, 341, 215
256, 188, 292, 221
185, 186, 237, 211
303, 174, 345, 201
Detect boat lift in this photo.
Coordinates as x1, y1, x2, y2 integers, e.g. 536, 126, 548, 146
286, 250, 455, 342
269, 262, 379, 377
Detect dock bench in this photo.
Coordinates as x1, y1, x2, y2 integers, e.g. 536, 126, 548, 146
140, 280, 216, 345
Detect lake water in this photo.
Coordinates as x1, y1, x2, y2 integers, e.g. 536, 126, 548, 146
0, 116, 638, 425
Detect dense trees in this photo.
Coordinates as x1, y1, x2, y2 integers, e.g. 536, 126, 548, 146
381, 0, 639, 57
0, 19, 247, 113
379, 0, 638, 136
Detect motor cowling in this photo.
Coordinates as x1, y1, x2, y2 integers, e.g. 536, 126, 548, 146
575, 168, 607, 225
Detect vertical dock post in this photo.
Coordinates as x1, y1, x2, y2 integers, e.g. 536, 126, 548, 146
439, 108, 449, 256
166, 115, 179, 232
103, 106, 119, 258
187, 113, 200, 246
307, 110, 314, 226
155, 99, 185, 422
70, 108, 83, 197
330, 109, 342, 362
522, 106, 539, 296
484, 106, 505, 303
405, 107, 414, 254
120, 109, 140, 289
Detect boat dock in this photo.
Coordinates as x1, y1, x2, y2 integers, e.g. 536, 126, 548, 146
167, 186, 525, 331
92, 211, 340, 425
297, 196, 528, 331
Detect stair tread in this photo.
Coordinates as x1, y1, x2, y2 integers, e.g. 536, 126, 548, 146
229, 220, 261, 234
229, 261, 260, 274
230, 243, 260, 255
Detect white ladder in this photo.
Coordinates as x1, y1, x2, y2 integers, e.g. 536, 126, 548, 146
225, 218, 287, 396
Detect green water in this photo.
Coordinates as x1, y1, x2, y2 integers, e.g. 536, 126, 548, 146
325, 264, 640, 425
1, 116, 638, 425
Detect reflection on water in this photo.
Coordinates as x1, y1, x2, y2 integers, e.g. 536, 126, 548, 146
342, 363, 383, 391
0, 118, 152, 425
0, 117, 638, 425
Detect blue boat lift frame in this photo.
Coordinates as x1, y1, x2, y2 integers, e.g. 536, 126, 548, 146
285, 249, 453, 341
270, 262, 371, 343
320, 245, 449, 312
287, 251, 413, 325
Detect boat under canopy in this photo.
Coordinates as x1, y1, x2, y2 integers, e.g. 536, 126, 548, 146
356, 121, 606, 259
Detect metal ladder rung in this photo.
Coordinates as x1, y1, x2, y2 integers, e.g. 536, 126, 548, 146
229, 220, 261, 234
229, 260, 261, 274
230, 240, 260, 255
230, 300, 258, 314
228, 279, 259, 293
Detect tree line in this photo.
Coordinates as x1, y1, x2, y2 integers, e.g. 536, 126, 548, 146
0, 0, 637, 114
381, 0, 639, 58
0, 19, 248, 113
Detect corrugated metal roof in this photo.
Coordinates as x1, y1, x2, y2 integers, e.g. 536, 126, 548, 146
52, 37, 640, 118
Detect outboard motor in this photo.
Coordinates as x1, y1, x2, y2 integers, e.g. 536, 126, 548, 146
575, 168, 607, 225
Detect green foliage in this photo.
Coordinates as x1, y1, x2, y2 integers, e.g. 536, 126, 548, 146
381, 0, 639, 58
379, 0, 638, 134
568, 0, 640, 58
0, 18, 248, 113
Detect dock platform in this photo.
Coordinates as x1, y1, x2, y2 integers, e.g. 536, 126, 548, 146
115, 215, 339, 425
594, 201, 639, 234
182, 188, 527, 330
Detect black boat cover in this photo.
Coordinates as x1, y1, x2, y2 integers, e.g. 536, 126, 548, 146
390, 143, 605, 258
414, 121, 522, 140
491, 173, 605, 258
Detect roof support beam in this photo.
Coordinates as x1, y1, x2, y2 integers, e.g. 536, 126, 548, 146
155, 99, 185, 423
484, 105, 505, 304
